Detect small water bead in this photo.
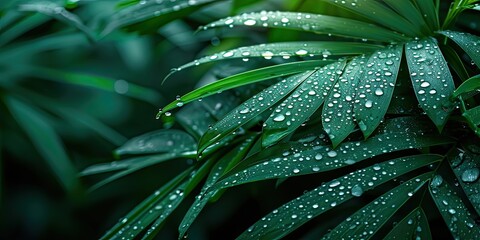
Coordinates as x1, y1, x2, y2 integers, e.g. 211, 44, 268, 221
223, 51, 234, 57
420, 82, 431, 88
431, 175, 443, 188
239, 108, 250, 114
329, 180, 341, 188
293, 168, 300, 174
281, 17, 289, 23
224, 18, 234, 25
315, 153, 323, 160
262, 51, 274, 59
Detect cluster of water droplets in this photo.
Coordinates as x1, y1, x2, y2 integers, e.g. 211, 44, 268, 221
406, 37, 455, 126
449, 149, 480, 214
322, 56, 366, 143
441, 30, 480, 67
240, 154, 435, 239
262, 62, 343, 144
354, 45, 402, 136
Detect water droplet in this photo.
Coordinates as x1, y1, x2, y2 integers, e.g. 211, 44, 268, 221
461, 168, 479, 183
295, 49, 308, 55
431, 175, 443, 188
273, 114, 286, 122
365, 100, 373, 108
315, 154, 323, 160
420, 82, 430, 87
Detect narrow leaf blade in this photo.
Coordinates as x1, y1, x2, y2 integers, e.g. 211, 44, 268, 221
405, 37, 456, 130
384, 208, 432, 240
440, 30, 480, 68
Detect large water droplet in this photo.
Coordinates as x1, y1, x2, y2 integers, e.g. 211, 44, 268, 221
461, 168, 479, 183
351, 184, 363, 197
273, 114, 286, 122
244, 19, 256, 26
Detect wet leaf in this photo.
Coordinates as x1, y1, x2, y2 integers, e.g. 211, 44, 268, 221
262, 61, 345, 147
440, 30, 480, 68
324, 173, 432, 239
429, 176, 480, 239
323, 0, 421, 36
353, 45, 403, 138
322, 56, 366, 147
237, 155, 441, 239
160, 60, 333, 114
178, 135, 258, 238
406, 37, 455, 131
384, 208, 432, 240
204, 11, 407, 42
448, 150, 480, 215
413, 0, 440, 30
452, 74, 480, 99
18, 2, 95, 40
198, 71, 314, 153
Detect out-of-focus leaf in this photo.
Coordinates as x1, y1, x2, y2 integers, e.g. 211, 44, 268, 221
429, 176, 480, 239
353, 45, 403, 138
178, 135, 258, 238
384, 208, 432, 240
160, 60, 332, 114
0, 13, 49, 46
237, 155, 441, 239
384, 0, 429, 35
203, 11, 408, 42
322, 56, 366, 146
5, 96, 79, 193
440, 30, 480, 68
324, 173, 432, 239
452, 74, 480, 99
100, 167, 192, 240
405, 37, 455, 131
33, 68, 161, 105
177, 41, 382, 70
114, 129, 196, 156
103, 0, 218, 35
18, 2, 95, 41
323, 0, 421, 36
198, 71, 314, 153
262, 61, 345, 147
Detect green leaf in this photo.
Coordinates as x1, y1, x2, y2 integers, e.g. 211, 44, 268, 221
429, 176, 480, 239
465, 105, 480, 126
440, 30, 480, 68
324, 173, 432, 239
33, 68, 161, 105
237, 155, 442, 239
160, 60, 333, 114
198, 71, 314, 153
448, 149, 480, 215
178, 135, 258, 238
176, 41, 382, 70
323, 0, 421, 36
4, 96, 79, 193
413, 0, 440, 30
0, 13, 49, 47
262, 61, 345, 147
86, 152, 194, 191
18, 2, 96, 41
441, 44, 470, 81
353, 45, 403, 138
100, 167, 192, 240
322, 56, 366, 147
405, 37, 456, 130
114, 129, 197, 156
384, 207, 432, 240
103, 0, 217, 35
451, 74, 480, 99
216, 132, 451, 188
203, 11, 408, 42
384, 0, 430, 35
